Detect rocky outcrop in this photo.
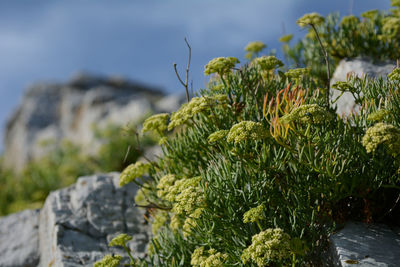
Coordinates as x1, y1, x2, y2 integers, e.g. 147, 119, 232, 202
3, 73, 184, 171
0, 209, 40, 267
0, 173, 151, 267
330, 222, 400, 266
330, 58, 396, 115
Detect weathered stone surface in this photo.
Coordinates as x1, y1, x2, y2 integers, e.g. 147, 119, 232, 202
330, 221, 400, 266
3, 72, 175, 171
330, 58, 396, 116
38, 172, 150, 267
0, 209, 40, 267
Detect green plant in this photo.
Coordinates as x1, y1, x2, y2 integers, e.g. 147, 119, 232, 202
114, 46, 400, 265
282, 1, 400, 84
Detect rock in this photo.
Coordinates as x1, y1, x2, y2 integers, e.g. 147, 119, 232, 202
38, 172, 150, 266
3, 72, 168, 171
329, 221, 400, 266
0, 209, 40, 267
330, 58, 396, 116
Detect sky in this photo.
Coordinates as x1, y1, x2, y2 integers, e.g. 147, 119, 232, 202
0, 0, 391, 150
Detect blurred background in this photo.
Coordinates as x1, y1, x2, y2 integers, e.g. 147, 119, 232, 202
0, 0, 391, 150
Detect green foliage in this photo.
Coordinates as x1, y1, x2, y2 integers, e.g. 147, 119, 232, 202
282, 4, 400, 84
118, 53, 400, 266
0, 124, 152, 216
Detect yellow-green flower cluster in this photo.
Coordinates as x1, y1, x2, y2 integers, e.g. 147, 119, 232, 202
285, 68, 310, 79
134, 186, 151, 206
332, 81, 356, 93
280, 104, 334, 124
243, 204, 266, 223
297, 12, 325, 27
382, 17, 400, 39
152, 210, 169, 235
392, 0, 400, 7
361, 9, 379, 20
156, 174, 178, 201
182, 208, 204, 236
241, 228, 292, 266
279, 34, 293, 43
254, 56, 283, 71
340, 15, 360, 27
367, 109, 391, 122
362, 122, 400, 156
227, 121, 268, 144
191, 247, 228, 267
388, 68, 400, 81
204, 57, 240, 76
170, 213, 183, 231
208, 130, 229, 143
173, 177, 204, 215
142, 113, 169, 136
94, 254, 122, 267
119, 161, 151, 186
245, 41, 266, 53
109, 233, 132, 247
168, 95, 228, 130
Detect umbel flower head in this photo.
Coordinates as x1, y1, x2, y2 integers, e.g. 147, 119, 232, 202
367, 109, 391, 122
245, 41, 267, 53
297, 12, 325, 27
280, 104, 334, 124
108, 233, 132, 247
142, 113, 170, 136
361, 9, 379, 20
382, 17, 400, 39
94, 254, 122, 267
254, 56, 283, 71
285, 68, 310, 79
173, 176, 204, 215
168, 95, 228, 130
208, 130, 229, 143
388, 68, 400, 81
332, 81, 357, 93
340, 15, 360, 27
279, 34, 293, 43
119, 161, 151, 186
243, 204, 266, 223
392, 0, 400, 7
191, 247, 228, 267
241, 228, 292, 266
204, 57, 240, 76
156, 174, 178, 201
362, 122, 400, 156
227, 121, 269, 144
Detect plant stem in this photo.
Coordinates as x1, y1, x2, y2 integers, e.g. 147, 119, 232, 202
173, 38, 192, 103
311, 24, 331, 109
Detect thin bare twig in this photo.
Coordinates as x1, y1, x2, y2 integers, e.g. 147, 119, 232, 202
311, 24, 331, 109
173, 37, 192, 102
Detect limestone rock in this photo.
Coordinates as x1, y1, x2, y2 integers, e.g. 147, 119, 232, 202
330, 221, 400, 266
0, 209, 40, 267
330, 58, 396, 116
3, 73, 169, 171
38, 172, 150, 267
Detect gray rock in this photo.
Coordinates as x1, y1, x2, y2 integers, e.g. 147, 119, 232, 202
3, 72, 166, 171
330, 222, 400, 266
0, 209, 40, 267
38, 172, 150, 267
154, 93, 186, 113
330, 58, 396, 116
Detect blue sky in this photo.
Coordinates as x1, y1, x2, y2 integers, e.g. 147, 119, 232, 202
0, 0, 391, 150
